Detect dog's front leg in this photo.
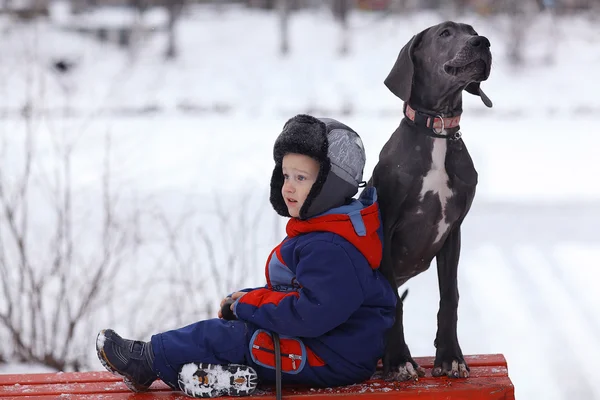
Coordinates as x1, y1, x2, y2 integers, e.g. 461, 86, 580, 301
433, 225, 469, 378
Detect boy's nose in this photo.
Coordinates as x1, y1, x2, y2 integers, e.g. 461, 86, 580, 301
283, 181, 294, 193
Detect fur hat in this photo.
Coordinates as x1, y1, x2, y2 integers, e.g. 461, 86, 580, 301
270, 114, 366, 220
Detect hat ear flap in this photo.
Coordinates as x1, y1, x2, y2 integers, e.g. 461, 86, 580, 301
298, 161, 330, 220
269, 164, 290, 217
465, 82, 493, 108
384, 30, 426, 102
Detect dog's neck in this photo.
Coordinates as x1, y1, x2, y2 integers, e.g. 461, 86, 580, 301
410, 74, 465, 116
403, 84, 465, 140
403, 103, 461, 140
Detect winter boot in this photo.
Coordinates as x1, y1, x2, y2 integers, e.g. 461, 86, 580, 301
178, 363, 259, 398
96, 329, 157, 392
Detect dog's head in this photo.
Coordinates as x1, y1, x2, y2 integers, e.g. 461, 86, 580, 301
385, 21, 493, 109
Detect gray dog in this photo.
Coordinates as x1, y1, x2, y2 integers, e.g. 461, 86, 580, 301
368, 21, 492, 381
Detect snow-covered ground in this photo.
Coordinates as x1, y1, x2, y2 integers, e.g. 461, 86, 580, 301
1, 3, 599, 400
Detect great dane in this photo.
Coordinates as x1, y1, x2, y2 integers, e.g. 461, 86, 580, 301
368, 21, 492, 381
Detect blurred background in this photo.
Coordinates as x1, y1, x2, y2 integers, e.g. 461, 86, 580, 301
0, 0, 598, 399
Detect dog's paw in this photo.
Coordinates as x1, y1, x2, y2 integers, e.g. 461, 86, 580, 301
383, 362, 426, 381
432, 360, 469, 378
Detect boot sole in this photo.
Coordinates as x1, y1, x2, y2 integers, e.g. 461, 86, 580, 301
96, 329, 152, 393
178, 363, 259, 398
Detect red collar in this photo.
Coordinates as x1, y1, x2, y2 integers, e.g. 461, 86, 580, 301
404, 103, 461, 133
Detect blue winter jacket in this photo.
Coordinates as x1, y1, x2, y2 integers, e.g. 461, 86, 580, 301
233, 187, 396, 385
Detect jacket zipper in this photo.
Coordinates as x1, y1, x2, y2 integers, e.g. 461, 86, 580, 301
252, 344, 302, 370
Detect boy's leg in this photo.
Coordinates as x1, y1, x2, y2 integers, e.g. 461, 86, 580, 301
151, 318, 253, 389
97, 318, 255, 394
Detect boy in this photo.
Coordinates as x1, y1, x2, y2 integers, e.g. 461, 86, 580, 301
96, 114, 397, 398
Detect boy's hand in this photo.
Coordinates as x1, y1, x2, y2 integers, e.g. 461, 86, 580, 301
217, 296, 231, 319
218, 292, 247, 319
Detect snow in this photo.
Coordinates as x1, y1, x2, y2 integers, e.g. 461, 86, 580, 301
96, 331, 106, 350
0, 3, 599, 400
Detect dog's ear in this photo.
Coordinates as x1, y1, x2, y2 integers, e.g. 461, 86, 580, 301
384, 31, 425, 102
465, 82, 493, 108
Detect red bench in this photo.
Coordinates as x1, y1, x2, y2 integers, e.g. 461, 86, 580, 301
0, 354, 514, 399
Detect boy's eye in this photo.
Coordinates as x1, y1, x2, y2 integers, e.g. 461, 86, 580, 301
283, 174, 289, 179
297, 175, 306, 181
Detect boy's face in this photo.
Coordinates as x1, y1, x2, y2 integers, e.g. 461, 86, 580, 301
281, 153, 320, 218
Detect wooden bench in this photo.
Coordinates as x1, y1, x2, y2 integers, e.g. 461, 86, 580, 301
0, 354, 514, 399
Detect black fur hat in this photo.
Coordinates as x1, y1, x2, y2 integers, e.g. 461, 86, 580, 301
270, 114, 366, 220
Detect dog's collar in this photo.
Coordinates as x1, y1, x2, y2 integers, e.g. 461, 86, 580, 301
403, 103, 462, 140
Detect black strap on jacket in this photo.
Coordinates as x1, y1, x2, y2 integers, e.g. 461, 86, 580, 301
222, 298, 283, 400
273, 333, 283, 400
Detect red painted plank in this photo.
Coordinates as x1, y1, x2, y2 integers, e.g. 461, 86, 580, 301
406, 354, 507, 369
0, 365, 508, 395
0, 354, 514, 399
0, 368, 509, 397
0, 355, 507, 386
0, 371, 120, 385
0, 380, 170, 396
0, 378, 515, 400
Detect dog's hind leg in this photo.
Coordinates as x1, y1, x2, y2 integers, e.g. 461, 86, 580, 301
372, 170, 424, 381
379, 243, 425, 381
382, 294, 426, 381
432, 226, 469, 378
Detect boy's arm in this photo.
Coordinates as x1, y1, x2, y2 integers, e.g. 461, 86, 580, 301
233, 241, 364, 338
227, 286, 266, 297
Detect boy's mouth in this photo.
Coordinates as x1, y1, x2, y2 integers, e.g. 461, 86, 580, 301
286, 198, 298, 206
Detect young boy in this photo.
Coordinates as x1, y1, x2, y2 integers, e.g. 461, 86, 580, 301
96, 114, 397, 398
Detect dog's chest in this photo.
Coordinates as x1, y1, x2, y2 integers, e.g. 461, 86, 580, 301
417, 138, 454, 244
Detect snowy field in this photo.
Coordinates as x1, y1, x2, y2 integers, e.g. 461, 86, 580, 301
1, 3, 599, 400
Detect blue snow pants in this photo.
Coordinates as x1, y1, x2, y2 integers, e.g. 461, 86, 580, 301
151, 318, 365, 390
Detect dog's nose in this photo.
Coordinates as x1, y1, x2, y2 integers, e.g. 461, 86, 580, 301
468, 36, 490, 48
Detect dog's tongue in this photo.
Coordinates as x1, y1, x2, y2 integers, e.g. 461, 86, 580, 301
479, 89, 493, 108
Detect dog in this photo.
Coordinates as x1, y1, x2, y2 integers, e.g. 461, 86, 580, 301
367, 21, 492, 381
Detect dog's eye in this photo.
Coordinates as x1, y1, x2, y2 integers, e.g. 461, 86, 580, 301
440, 29, 450, 37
